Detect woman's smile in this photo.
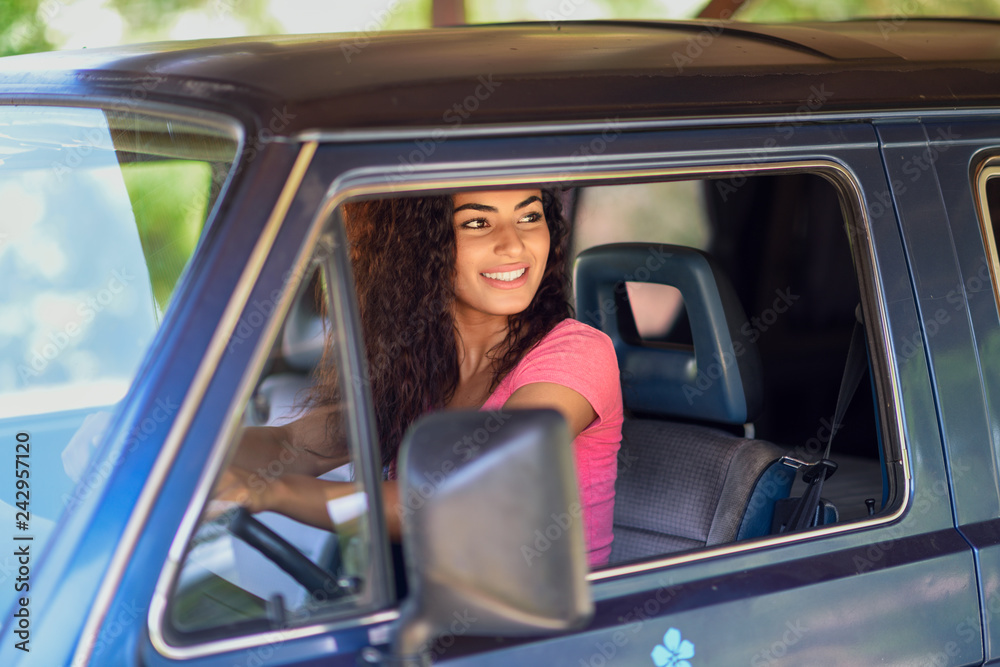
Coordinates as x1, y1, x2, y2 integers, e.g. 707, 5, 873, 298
480, 263, 530, 288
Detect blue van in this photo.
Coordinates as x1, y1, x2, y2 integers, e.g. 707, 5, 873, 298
2, 18, 1000, 665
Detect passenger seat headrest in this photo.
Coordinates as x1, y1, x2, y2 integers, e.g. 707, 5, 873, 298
574, 243, 763, 425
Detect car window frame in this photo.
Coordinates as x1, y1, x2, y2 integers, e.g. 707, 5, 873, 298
147, 144, 402, 661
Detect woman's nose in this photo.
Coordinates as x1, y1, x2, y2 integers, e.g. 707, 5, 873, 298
493, 221, 525, 255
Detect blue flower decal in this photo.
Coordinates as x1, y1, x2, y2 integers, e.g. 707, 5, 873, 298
651, 627, 695, 667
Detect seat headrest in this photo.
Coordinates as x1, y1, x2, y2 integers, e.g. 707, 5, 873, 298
282, 284, 326, 371
574, 243, 762, 425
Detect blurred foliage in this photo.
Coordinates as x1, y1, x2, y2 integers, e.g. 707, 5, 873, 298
467, 0, 701, 23
384, 0, 433, 29
108, 0, 282, 43
120, 160, 212, 313
0, 0, 54, 56
737, 0, 1000, 21
4, 0, 1000, 60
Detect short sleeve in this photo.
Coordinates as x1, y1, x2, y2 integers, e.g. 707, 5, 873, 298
503, 320, 621, 427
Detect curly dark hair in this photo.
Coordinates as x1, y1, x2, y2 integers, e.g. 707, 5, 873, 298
317, 189, 571, 467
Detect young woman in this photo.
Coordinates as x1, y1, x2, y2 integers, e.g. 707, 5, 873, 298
218, 188, 623, 567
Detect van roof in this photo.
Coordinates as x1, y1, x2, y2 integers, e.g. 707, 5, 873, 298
2, 19, 998, 133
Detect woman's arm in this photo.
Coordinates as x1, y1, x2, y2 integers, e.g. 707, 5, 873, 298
231, 405, 350, 477
502, 382, 597, 438
218, 382, 595, 539
215, 466, 402, 537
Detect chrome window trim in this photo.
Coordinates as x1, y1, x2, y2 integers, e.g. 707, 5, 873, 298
142, 154, 909, 660
973, 161, 1000, 315
294, 106, 1000, 145
71, 141, 315, 667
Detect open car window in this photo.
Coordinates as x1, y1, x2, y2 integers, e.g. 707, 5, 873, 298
165, 227, 378, 644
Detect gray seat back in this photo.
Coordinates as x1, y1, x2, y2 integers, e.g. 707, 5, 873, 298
574, 244, 793, 563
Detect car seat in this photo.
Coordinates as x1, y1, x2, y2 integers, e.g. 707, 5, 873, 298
575, 243, 796, 563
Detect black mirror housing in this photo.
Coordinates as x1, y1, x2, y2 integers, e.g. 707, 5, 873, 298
391, 409, 593, 661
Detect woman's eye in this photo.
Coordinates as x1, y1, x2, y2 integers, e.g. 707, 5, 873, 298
519, 211, 543, 224
461, 218, 488, 229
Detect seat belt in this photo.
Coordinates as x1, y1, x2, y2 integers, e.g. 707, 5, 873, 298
781, 305, 867, 533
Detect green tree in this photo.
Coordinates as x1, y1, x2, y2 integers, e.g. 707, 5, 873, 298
1, 0, 53, 57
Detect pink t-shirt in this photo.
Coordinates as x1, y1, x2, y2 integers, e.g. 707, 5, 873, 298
481, 318, 623, 567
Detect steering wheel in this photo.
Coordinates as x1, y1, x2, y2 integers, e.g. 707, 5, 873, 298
226, 507, 354, 601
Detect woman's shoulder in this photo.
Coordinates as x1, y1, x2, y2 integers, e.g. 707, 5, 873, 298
541, 318, 615, 349
522, 319, 622, 421
525, 319, 617, 369
545, 317, 610, 340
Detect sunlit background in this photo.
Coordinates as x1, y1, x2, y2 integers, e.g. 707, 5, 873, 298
4, 0, 1000, 56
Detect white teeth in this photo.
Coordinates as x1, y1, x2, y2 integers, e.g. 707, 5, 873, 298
482, 268, 526, 281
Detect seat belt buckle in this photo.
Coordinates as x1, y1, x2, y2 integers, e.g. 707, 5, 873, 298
801, 459, 838, 485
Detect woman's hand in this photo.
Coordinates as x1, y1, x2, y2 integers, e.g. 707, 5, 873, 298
213, 465, 278, 514
211, 465, 350, 532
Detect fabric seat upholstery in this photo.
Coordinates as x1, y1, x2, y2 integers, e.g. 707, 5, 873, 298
612, 421, 791, 562
574, 243, 794, 564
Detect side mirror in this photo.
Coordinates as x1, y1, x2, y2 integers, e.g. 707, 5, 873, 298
390, 409, 593, 663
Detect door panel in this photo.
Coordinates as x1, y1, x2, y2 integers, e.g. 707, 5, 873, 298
920, 118, 1000, 663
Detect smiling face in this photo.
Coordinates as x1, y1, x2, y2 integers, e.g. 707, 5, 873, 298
451, 189, 551, 324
